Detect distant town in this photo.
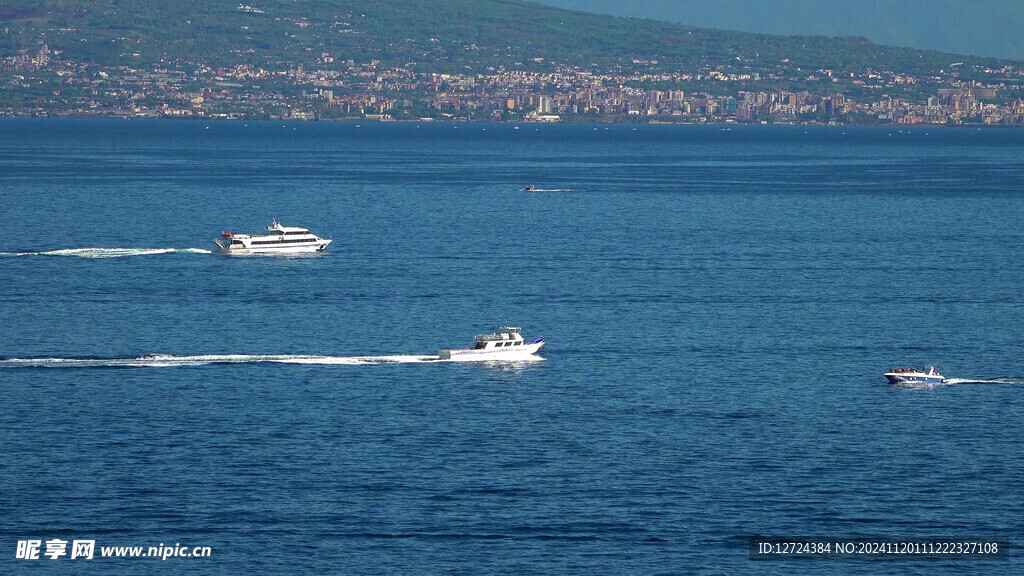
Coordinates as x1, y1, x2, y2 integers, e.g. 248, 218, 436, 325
4, 44, 1024, 125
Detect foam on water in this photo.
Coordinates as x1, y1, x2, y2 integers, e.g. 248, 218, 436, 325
944, 377, 1024, 385
0, 353, 543, 369
0, 247, 212, 258
893, 377, 1024, 390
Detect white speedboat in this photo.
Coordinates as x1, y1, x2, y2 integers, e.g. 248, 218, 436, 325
884, 366, 945, 384
438, 326, 544, 361
213, 220, 332, 254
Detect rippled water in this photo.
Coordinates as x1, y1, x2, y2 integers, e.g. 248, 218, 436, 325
1, 120, 1023, 575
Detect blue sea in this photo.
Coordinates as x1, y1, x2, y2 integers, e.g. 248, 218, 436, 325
1, 120, 1023, 575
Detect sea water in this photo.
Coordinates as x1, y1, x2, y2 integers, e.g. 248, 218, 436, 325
1, 120, 1023, 574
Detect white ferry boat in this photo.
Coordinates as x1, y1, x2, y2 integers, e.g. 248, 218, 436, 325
213, 220, 332, 254
884, 366, 946, 384
438, 326, 545, 361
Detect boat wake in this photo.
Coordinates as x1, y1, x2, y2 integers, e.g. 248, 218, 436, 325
944, 377, 1024, 385
894, 377, 1024, 390
0, 353, 544, 369
0, 248, 212, 258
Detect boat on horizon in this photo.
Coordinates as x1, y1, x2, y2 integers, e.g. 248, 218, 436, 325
213, 219, 332, 254
523, 185, 572, 192
884, 366, 946, 384
438, 326, 544, 361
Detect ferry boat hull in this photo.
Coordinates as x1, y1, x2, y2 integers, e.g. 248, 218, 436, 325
213, 238, 332, 254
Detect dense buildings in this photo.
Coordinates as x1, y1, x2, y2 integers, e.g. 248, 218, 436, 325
3, 44, 1023, 125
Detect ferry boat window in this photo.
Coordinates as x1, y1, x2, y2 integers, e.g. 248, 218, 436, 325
514, 341, 522, 346
474, 342, 487, 349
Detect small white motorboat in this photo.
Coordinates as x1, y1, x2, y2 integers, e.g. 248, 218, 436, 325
884, 366, 946, 384
438, 326, 544, 361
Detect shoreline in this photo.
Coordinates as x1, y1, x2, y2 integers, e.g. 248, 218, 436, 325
0, 114, 1011, 129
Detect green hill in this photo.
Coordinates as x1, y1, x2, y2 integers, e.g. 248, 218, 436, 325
0, 0, 1012, 76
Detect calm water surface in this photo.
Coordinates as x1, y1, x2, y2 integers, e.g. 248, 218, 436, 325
1, 120, 1023, 574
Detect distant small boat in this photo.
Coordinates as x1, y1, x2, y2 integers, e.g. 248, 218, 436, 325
523, 185, 572, 192
213, 219, 332, 254
438, 326, 544, 361
884, 366, 946, 384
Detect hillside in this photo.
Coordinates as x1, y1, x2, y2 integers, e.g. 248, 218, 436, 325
3, 0, 1022, 124
0, 0, 1012, 75
539, 0, 1024, 61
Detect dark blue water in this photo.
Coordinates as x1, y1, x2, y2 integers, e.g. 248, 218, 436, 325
2, 120, 1023, 574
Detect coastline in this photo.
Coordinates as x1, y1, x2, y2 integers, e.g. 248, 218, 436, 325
0, 113, 1010, 128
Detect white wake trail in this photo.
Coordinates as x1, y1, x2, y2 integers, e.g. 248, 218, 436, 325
894, 377, 1024, 390
0, 354, 436, 368
0, 247, 212, 258
0, 353, 542, 369
943, 377, 1024, 385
